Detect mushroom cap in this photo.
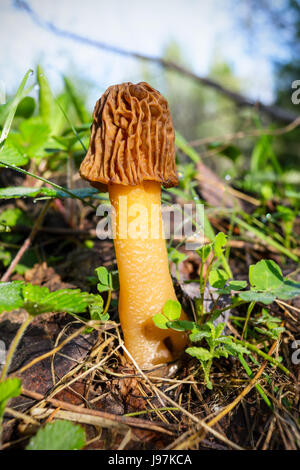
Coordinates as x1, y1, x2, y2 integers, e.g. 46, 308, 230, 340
80, 82, 179, 191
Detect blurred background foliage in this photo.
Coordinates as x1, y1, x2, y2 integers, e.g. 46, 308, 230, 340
0, 0, 299, 277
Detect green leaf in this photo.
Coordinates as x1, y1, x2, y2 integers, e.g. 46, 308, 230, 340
209, 309, 224, 323
0, 69, 33, 145
0, 281, 24, 313
215, 322, 225, 338
153, 313, 169, 329
239, 290, 275, 305
254, 326, 285, 339
22, 284, 49, 315
96, 284, 110, 293
249, 260, 283, 291
186, 346, 213, 362
0, 141, 28, 167
228, 280, 247, 290
0, 377, 22, 417
167, 247, 188, 265
272, 280, 300, 300
26, 420, 86, 450
163, 299, 182, 321
95, 266, 109, 286
218, 337, 250, 356
213, 347, 229, 358
189, 328, 211, 343
0, 186, 56, 199
95, 266, 113, 293
12, 118, 50, 159
225, 343, 251, 356
196, 243, 212, 262
15, 96, 35, 119
88, 294, 105, 321
209, 268, 229, 288
166, 320, 195, 331
213, 232, 227, 257
0, 207, 31, 228
22, 284, 93, 316
42, 289, 93, 315
255, 309, 281, 327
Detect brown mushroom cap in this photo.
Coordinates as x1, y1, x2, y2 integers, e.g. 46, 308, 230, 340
80, 82, 179, 191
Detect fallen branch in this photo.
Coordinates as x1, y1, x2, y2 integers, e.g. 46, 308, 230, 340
189, 116, 300, 147
21, 388, 175, 435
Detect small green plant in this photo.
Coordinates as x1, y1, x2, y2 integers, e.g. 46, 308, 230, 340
154, 301, 249, 389
196, 231, 231, 320
86, 266, 118, 328
154, 232, 299, 389
0, 275, 108, 382
186, 320, 250, 390
251, 308, 284, 340
26, 419, 86, 451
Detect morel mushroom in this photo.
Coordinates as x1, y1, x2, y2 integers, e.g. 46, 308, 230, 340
80, 82, 188, 369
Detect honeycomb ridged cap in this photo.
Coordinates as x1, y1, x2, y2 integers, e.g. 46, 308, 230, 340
79, 82, 179, 191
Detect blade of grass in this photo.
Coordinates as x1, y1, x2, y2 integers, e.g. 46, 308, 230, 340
0, 161, 96, 209
238, 353, 273, 409
54, 97, 87, 153
0, 69, 34, 145
35, 68, 88, 153
63, 76, 90, 124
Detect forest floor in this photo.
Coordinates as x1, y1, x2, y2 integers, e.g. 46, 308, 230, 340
1, 164, 300, 451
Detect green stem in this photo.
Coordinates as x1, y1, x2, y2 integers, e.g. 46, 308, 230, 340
219, 252, 232, 278
102, 289, 112, 317
242, 301, 256, 340
199, 261, 204, 323
0, 315, 32, 381
232, 338, 290, 377
200, 256, 216, 317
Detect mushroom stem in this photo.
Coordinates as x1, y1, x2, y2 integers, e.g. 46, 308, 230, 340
108, 181, 188, 369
